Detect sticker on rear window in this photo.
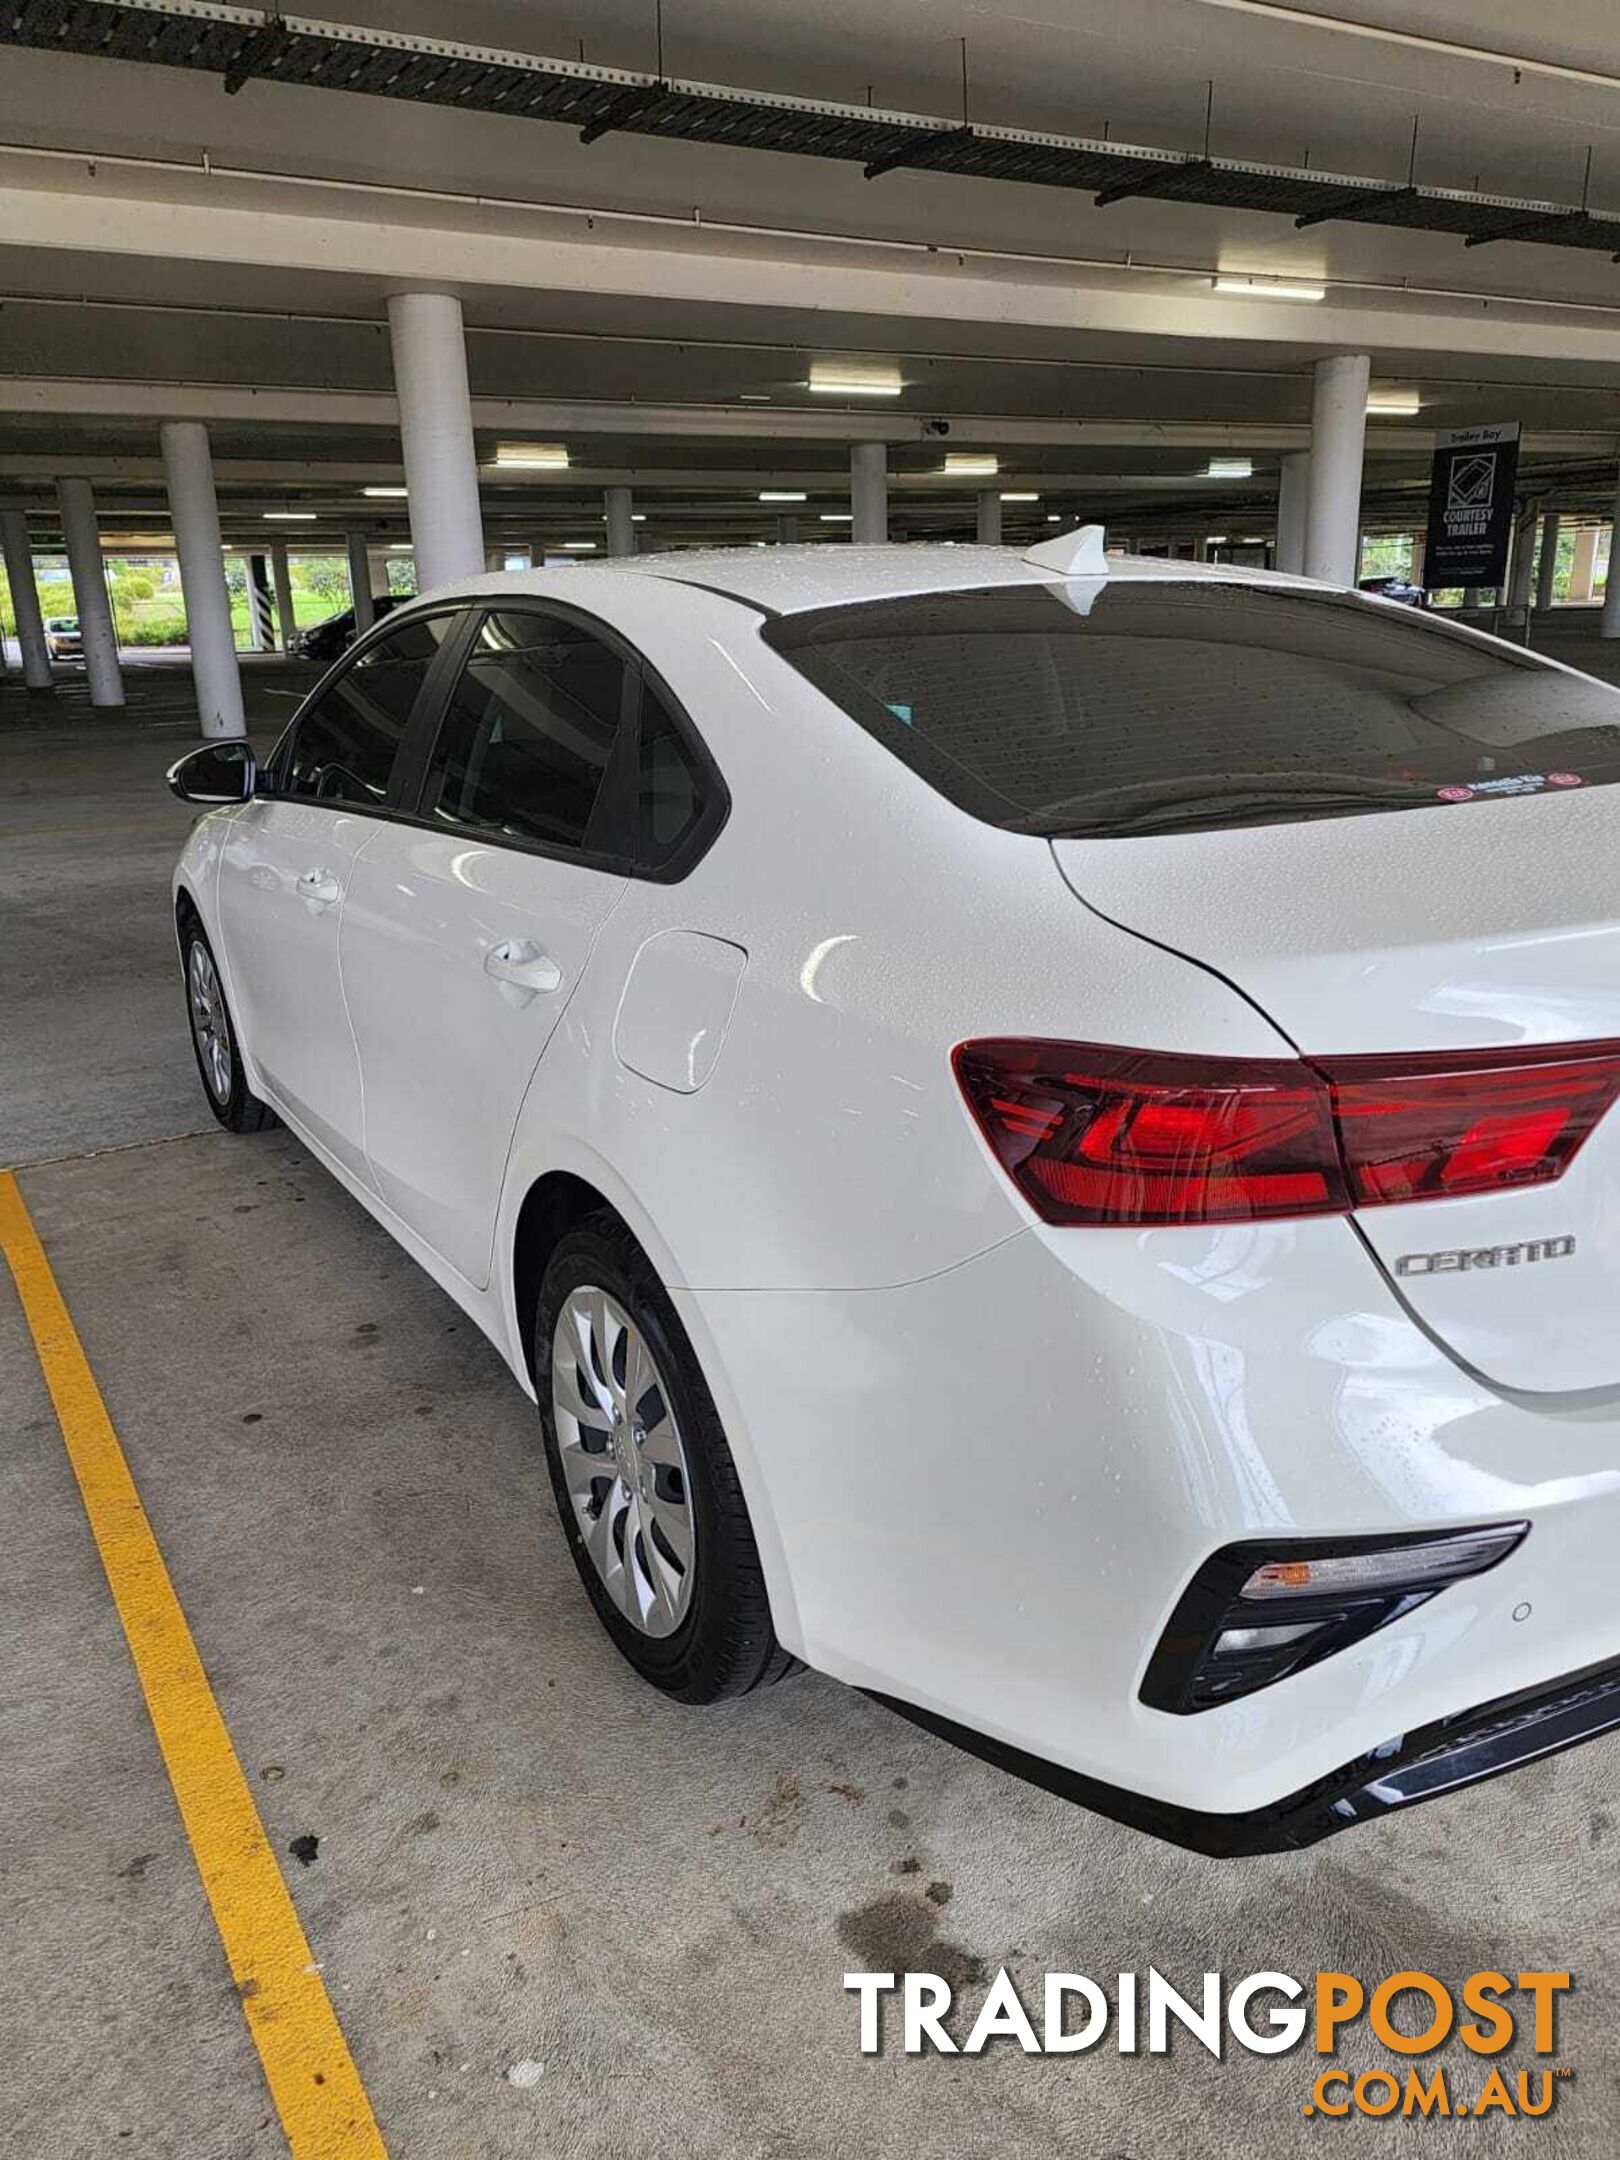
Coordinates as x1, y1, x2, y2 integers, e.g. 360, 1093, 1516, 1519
1435, 771, 1584, 803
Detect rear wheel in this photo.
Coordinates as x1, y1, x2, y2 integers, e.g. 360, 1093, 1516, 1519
536, 1214, 795, 1702
181, 923, 275, 1133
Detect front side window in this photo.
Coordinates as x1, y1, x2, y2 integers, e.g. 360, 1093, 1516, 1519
280, 613, 455, 808
420, 609, 627, 853
766, 582, 1620, 837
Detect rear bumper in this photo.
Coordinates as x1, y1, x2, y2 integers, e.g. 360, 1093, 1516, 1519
871, 1652, 1620, 1856
685, 1212, 1620, 1826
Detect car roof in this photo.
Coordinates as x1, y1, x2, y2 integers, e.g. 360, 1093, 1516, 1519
411, 540, 1327, 620
625, 542, 1328, 614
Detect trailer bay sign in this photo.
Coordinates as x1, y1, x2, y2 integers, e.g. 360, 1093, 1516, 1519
1423, 422, 1521, 589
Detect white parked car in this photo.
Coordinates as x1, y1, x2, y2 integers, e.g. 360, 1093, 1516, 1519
169, 532, 1620, 1854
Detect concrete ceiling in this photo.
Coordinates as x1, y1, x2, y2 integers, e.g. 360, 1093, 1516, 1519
2, 2, 1618, 544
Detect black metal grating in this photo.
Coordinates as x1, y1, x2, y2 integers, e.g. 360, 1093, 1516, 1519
5, 0, 1619, 263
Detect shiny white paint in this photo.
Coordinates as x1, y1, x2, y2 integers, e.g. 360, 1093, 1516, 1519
175, 544, 1620, 1821
613, 932, 749, 1095
339, 823, 627, 1288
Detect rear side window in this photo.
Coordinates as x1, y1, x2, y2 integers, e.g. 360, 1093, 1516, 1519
281, 613, 454, 808
421, 609, 626, 853
635, 679, 709, 870
766, 583, 1620, 837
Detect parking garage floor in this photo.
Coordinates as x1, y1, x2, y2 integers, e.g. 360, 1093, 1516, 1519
5, 661, 1620, 2158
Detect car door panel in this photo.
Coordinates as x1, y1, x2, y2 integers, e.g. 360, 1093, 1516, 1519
216, 799, 375, 1178
339, 603, 635, 1288
342, 828, 626, 1284
212, 608, 465, 1183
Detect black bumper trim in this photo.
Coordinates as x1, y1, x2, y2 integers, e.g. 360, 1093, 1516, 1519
865, 1652, 1620, 1857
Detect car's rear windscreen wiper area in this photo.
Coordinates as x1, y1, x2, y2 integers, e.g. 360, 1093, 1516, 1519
1013, 770, 1440, 839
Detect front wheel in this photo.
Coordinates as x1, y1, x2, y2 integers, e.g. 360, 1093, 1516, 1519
181, 922, 275, 1133
536, 1214, 795, 1703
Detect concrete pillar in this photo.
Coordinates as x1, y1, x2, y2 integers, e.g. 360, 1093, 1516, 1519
604, 487, 635, 559
246, 553, 275, 650
269, 538, 297, 652
1, 508, 53, 689
1302, 353, 1371, 585
346, 531, 375, 633
1409, 533, 1425, 586
976, 490, 1002, 544
1569, 526, 1599, 607
1535, 512, 1560, 611
160, 421, 246, 739
55, 476, 123, 707
1602, 469, 1620, 638
851, 442, 888, 544
774, 515, 800, 544
386, 291, 485, 592
1503, 505, 1538, 640
1274, 451, 1309, 575
1463, 587, 1482, 610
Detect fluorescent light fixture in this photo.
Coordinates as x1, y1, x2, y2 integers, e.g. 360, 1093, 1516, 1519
738, 392, 772, 402
1047, 513, 1062, 523
1000, 491, 1040, 503
944, 454, 998, 476
386, 542, 414, 551
1206, 534, 1230, 544
807, 363, 903, 398
263, 511, 318, 521
820, 513, 853, 523
1206, 458, 1253, 479
760, 490, 807, 502
561, 540, 597, 551
1367, 389, 1423, 415
363, 486, 409, 498
632, 513, 647, 522
494, 442, 569, 469
1212, 275, 1327, 302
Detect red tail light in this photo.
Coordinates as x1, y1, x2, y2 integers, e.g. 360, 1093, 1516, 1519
954, 1038, 1620, 1228
1321, 1045, 1620, 1206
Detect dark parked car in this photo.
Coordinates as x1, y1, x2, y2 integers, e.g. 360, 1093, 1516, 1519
1357, 575, 1427, 608
296, 594, 400, 662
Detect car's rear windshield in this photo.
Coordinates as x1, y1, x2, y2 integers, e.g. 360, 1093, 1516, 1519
763, 581, 1620, 837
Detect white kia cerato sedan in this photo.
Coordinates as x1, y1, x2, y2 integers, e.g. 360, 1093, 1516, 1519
168, 531, 1620, 1854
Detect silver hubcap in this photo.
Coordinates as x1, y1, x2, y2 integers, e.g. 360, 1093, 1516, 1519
187, 942, 233, 1104
551, 1287, 696, 1639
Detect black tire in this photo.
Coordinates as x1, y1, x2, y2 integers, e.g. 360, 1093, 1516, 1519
535, 1212, 797, 1703
180, 920, 276, 1134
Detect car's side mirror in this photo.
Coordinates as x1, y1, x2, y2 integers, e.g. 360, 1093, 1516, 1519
166, 740, 257, 805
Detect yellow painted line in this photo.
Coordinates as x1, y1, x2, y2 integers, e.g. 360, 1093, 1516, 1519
0, 1170, 388, 2160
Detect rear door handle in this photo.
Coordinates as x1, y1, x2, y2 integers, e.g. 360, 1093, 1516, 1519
297, 867, 343, 906
484, 938, 563, 993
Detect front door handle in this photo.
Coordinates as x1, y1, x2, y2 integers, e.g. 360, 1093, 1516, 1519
484, 938, 563, 993
297, 867, 343, 906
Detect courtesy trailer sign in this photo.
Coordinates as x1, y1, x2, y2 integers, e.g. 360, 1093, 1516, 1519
1423, 421, 1521, 590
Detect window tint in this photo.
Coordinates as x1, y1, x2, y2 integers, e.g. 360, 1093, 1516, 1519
281, 613, 454, 807
766, 583, 1620, 838
421, 609, 626, 852
636, 679, 707, 869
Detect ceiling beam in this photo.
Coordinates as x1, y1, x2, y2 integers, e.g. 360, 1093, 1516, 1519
5, 160, 1620, 368
0, 380, 1613, 459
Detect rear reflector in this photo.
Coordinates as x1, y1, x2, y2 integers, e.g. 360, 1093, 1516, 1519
954, 1037, 1620, 1227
